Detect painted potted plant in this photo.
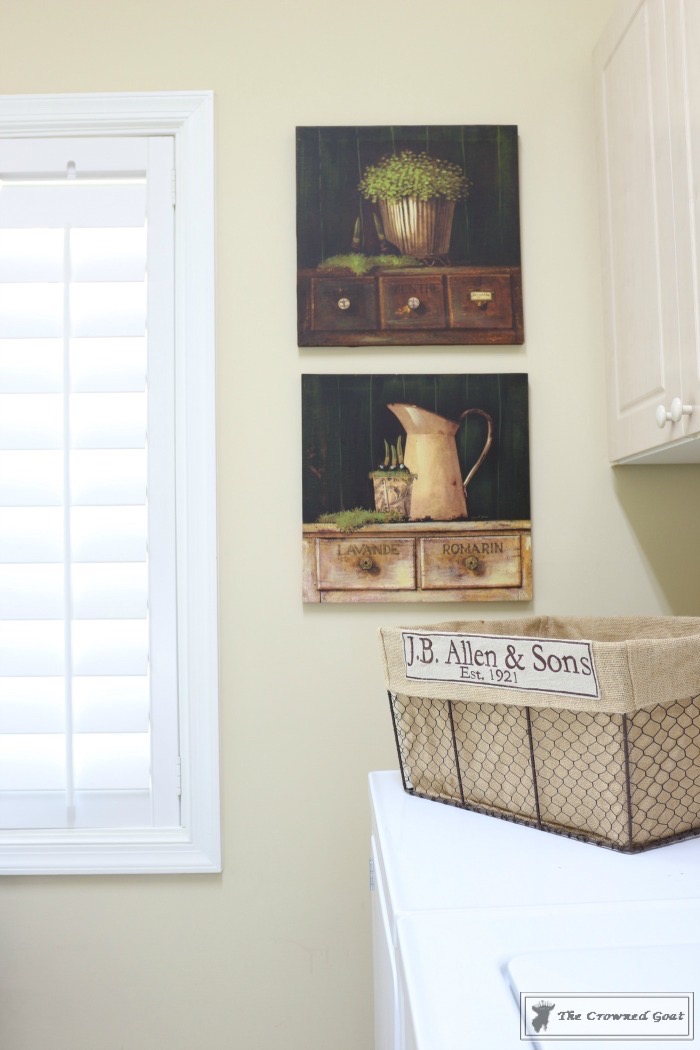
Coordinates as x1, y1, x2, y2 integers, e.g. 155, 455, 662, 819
358, 150, 471, 260
369, 435, 416, 518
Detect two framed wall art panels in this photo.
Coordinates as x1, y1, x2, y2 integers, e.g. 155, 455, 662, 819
297, 125, 531, 604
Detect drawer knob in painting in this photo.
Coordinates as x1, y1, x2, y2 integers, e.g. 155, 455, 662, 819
358, 556, 378, 574
470, 290, 493, 310
463, 555, 480, 572
407, 296, 421, 310
337, 297, 351, 311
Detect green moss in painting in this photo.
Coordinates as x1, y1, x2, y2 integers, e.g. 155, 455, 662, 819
318, 254, 422, 276
317, 508, 405, 532
368, 469, 415, 481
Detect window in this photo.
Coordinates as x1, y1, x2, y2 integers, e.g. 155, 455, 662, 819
0, 93, 219, 874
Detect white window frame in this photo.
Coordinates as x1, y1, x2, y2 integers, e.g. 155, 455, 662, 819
0, 91, 220, 875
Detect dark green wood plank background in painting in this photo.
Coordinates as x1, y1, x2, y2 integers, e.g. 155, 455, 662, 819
296, 126, 521, 267
302, 374, 530, 524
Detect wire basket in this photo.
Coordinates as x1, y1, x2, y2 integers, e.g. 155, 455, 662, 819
379, 617, 700, 852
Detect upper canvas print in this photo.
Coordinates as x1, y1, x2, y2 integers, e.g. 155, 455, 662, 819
296, 125, 523, 347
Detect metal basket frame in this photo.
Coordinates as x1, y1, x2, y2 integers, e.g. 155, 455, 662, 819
389, 690, 700, 853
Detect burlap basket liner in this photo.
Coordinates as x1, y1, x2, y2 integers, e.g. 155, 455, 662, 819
380, 617, 700, 849
380, 616, 700, 715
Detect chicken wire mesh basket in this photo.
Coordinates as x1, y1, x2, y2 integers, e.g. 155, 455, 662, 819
379, 617, 700, 852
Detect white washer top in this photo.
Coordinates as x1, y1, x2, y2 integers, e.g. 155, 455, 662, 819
370, 770, 700, 919
397, 901, 700, 1050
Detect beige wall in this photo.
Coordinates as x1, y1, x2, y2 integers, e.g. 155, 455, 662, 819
2, 1, 700, 1048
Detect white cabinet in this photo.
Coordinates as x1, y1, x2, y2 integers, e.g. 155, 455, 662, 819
595, 0, 700, 463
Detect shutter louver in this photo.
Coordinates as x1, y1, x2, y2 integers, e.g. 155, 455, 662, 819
0, 137, 178, 831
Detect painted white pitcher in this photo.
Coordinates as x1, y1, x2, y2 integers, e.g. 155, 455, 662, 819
387, 403, 493, 520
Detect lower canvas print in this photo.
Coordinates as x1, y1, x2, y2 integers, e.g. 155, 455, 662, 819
301, 373, 532, 603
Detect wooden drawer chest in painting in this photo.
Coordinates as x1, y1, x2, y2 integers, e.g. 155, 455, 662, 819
302, 522, 532, 603
298, 266, 523, 347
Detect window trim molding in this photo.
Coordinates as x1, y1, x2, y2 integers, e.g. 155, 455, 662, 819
0, 91, 220, 874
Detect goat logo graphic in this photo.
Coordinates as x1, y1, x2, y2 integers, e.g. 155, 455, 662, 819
531, 1000, 555, 1033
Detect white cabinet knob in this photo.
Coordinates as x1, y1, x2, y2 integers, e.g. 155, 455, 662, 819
407, 297, 421, 310
337, 297, 351, 311
670, 396, 693, 423
656, 398, 694, 428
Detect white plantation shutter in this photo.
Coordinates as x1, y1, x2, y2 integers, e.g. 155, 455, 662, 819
0, 136, 180, 832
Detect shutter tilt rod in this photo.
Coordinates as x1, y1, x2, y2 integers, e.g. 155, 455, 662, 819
0, 169, 146, 189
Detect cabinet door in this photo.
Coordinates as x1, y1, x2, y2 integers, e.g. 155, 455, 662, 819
596, 0, 683, 460
673, 0, 700, 438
